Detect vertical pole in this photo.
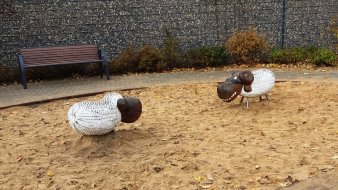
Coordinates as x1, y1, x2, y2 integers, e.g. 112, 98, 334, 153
280, 0, 286, 48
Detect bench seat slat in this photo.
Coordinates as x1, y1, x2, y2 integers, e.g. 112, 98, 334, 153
20, 48, 98, 53
21, 49, 98, 54
24, 58, 103, 65
21, 51, 99, 57
24, 59, 100, 64
20, 45, 98, 52
23, 54, 99, 62
24, 58, 103, 63
21, 49, 99, 56
24, 59, 103, 67
20, 51, 98, 56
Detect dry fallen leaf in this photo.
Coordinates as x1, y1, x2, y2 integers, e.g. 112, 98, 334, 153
16, 156, 23, 162
279, 182, 291, 188
257, 175, 271, 184
47, 170, 54, 176
331, 155, 338, 160
194, 176, 202, 182
199, 183, 212, 189
318, 165, 334, 172
207, 174, 214, 181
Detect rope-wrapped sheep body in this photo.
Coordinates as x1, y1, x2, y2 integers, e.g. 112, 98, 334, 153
67, 93, 123, 135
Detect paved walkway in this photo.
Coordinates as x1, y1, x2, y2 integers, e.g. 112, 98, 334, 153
1, 69, 338, 109
280, 170, 338, 190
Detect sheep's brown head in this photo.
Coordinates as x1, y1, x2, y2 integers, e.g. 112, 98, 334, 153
117, 97, 142, 123
217, 70, 254, 102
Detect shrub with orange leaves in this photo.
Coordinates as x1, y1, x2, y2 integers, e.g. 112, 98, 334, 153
226, 29, 270, 64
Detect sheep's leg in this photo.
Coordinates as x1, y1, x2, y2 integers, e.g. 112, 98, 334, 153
111, 129, 116, 138
265, 94, 269, 101
240, 96, 244, 103
246, 97, 249, 109
259, 94, 269, 101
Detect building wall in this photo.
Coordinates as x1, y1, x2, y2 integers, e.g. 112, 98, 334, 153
1, 0, 337, 67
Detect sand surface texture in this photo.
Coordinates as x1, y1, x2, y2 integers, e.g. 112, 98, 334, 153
1, 81, 337, 189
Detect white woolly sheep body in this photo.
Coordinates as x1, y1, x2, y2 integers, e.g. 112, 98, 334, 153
240, 68, 275, 98
67, 93, 123, 135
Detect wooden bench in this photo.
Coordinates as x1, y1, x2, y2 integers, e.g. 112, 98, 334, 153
17, 45, 110, 89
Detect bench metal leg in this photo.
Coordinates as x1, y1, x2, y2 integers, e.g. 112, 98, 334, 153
18, 65, 23, 85
104, 62, 110, 80
99, 62, 103, 78
19, 66, 27, 89
99, 48, 110, 80
18, 55, 27, 89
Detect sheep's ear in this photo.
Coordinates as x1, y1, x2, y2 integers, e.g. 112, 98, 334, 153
239, 70, 254, 85
117, 98, 127, 110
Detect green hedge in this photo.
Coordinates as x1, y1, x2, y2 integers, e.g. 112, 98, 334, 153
180, 46, 230, 68
268, 46, 337, 66
110, 45, 230, 73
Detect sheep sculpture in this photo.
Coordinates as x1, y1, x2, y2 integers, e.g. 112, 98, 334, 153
67, 92, 142, 135
217, 68, 275, 108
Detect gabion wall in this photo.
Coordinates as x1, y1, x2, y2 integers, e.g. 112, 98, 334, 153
0, 0, 337, 67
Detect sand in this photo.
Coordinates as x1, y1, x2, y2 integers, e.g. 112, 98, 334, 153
0, 81, 337, 190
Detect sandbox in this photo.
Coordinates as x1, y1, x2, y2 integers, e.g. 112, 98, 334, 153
0, 81, 337, 189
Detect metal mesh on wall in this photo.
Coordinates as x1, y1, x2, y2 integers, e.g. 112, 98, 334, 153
1, 0, 337, 67
284, 0, 338, 47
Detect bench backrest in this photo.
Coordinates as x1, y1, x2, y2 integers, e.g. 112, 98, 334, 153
20, 45, 101, 67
